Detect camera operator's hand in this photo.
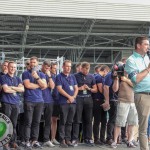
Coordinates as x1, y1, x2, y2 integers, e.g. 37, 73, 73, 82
121, 76, 127, 82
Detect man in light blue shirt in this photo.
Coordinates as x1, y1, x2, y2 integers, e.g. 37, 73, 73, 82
125, 36, 150, 150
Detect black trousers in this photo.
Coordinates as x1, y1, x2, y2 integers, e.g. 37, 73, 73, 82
93, 99, 107, 141
107, 101, 118, 140
73, 96, 93, 140
43, 103, 53, 142
1, 102, 19, 143
59, 103, 76, 142
24, 101, 43, 142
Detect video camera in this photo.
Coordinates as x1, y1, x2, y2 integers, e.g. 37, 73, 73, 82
112, 62, 125, 78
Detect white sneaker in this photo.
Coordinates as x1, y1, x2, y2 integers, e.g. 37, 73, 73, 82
51, 139, 60, 145
43, 141, 55, 147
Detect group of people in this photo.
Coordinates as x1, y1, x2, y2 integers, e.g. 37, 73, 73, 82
0, 36, 150, 150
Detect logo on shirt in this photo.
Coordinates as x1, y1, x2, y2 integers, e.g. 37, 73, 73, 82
0, 113, 13, 147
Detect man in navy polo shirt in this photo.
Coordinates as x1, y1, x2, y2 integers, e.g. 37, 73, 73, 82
0, 60, 9, 112
41, 60, 55, 147
93, 65, 110, 145
56, 60, 78, 148
103, 70, 119, 145
22, 56, 47, 149
72, 62, 97, 146
51, 62, 60, 145
1, 61, 24, 150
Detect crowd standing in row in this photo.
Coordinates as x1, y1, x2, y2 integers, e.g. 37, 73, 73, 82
0, 36, 150, 150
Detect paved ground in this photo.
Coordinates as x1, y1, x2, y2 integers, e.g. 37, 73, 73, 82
42, 143, 150, 150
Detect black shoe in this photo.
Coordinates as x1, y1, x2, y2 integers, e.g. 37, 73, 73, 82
60, 140, 68, 148
84, 139, 95, 146
94, 140, 104, 145
100, 139, 106, 144
32, 141, 42, 149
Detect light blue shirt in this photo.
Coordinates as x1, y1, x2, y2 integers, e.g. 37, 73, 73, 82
125, 51, 150, 93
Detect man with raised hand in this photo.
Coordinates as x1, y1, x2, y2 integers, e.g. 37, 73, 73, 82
22, 56, 47, 149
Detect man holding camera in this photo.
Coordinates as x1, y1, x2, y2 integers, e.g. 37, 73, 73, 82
125, 36, 150, 150
111, 62, 138, 149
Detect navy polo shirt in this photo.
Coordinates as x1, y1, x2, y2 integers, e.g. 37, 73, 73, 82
74, 72, 96, 96
56, 72, 77, 104
92, 74, 104, 100
22, 70, 46, 103
104, 72, 118, 101
51, 74, 59, 104
1, 74, 22, 104
42, 74, 54, 103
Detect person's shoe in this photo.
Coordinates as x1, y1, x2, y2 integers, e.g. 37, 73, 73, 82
127, 141, 136, 148
3, 144, 11, 150
51, 139, 60, 145
32, 141, 42, 149
94, 140, 104, 145
100, 139, 106, 144
19, 141, 26, 147
60, 140, 68, 148
84, 139, 94, 146
10, 143, 22, 150
66, 141, 74, 147
25, 142, 32, 150
43, 141, 55, 147
106, 139, 113, 145
132, 140, 138, 146
111, 142, 117, 149
72, 140, 78, 147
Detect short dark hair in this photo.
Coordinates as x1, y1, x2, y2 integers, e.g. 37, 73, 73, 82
63, 60, 72, 66
30, 56, 38, 61
135, 36, 149, 49
94, 65, 101, 72
2, 60, 9, 65
76, 63, 81, 68
100, 65, 110, 72
50, 62, 57, 67
43, 60, 51, 67
81, 62, 90, 68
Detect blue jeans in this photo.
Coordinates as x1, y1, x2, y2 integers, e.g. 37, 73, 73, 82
147, 116, 150, 138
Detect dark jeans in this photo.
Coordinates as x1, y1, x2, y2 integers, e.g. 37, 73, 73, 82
59, 103, 76, 142
107, 101, 118, 140
73, 96, 93, 140
18, 113, 25, 141
93, 99, 107, 141
43, 103, 53, 142
1, 102, 19, 143
24, 101, 43, 142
